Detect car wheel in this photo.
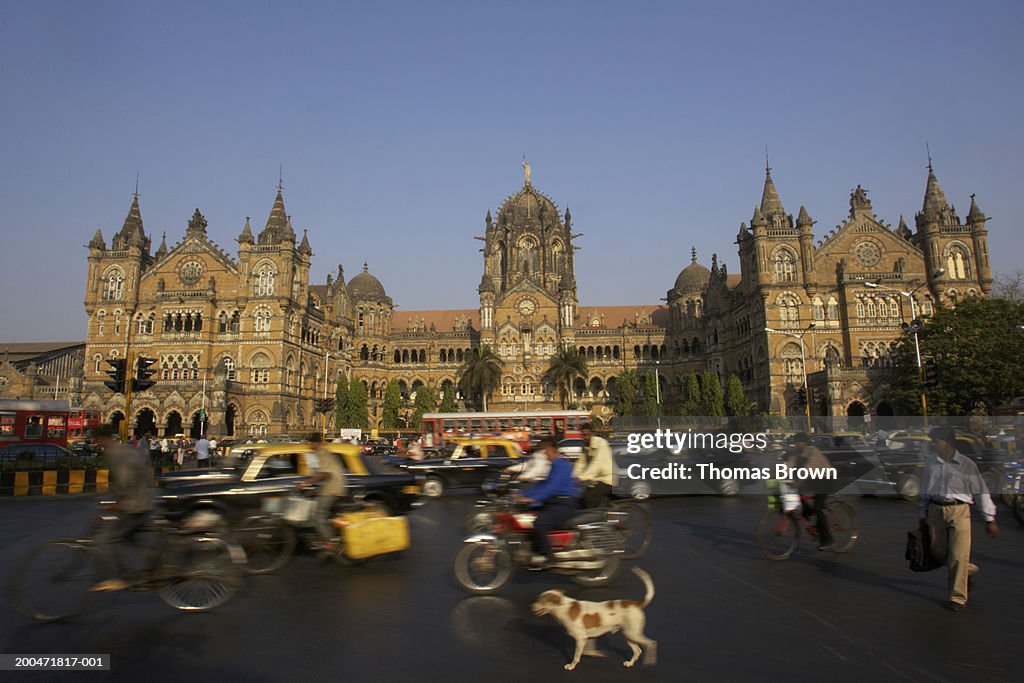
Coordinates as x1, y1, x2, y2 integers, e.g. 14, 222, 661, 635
422, 476, 444, 499
630, 482, 651, 501
719, 479, 740, 497
897, 474, 920, 501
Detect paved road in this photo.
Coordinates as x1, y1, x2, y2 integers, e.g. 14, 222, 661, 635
1, 492, 1021, 682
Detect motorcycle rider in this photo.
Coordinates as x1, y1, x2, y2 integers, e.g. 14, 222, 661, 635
575, 423, 615, 508
517, 438, 579, 566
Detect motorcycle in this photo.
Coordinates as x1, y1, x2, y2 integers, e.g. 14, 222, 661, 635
454, 483, 626, 594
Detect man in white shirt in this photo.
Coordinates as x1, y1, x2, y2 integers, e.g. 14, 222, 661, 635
919, 426, 998, 612
195, 435, 211, 468
575, 423, 615, 508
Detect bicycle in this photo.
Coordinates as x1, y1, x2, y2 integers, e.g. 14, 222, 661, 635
756, 484, 859, 560
7, 507, 245, 622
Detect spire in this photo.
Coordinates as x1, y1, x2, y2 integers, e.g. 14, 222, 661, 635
751, 205, 766, 228
259, 187, 289, 243
896, 215, 913, 239
238, 216, 253, 244
155, 231, 168, 259
119, 193, 146, 244
967, 193, 986, 224
89, 228, 106, 250
760, 166, 785, 218
796, 205, 813, 228
690, 246, 697, 263
485, 209, 492, 229
922, 165, 950, 215
298, 229, 312, 255
564, 206, 571, 228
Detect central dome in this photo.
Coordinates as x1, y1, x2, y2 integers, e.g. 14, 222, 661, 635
348, 263, 390, 303
673, 249, 710, 294
496, 184, 561, 229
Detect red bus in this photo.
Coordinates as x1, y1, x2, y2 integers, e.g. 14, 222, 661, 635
0, 400, 71, 448
68, 407, 103, 445
419, 410, 591, 448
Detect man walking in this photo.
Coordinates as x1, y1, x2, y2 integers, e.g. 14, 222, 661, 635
920, 426, 998, 612
195, 434, 211, 468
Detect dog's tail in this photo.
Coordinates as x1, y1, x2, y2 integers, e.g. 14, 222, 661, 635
632, 567, 654, 607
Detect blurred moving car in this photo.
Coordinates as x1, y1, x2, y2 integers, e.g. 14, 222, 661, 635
613, 443, 751, 499
399, 438, 523, 498
159, 442, 423, 523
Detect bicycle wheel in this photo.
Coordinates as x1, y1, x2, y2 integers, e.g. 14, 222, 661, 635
610, 500, 652, 560
235, 516, 296, 575
824, 501, 859, 553
9, 541, 97, 622
756, 509, 800, 560
157, 536, 242, 611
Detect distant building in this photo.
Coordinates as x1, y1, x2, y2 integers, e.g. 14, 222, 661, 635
79, 162, 992, 436
0, 342, 85, 402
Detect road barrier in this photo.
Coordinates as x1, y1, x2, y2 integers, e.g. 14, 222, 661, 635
0, 467, 173, 496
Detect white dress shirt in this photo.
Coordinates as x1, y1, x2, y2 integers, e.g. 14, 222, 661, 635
918, 451, 997, 522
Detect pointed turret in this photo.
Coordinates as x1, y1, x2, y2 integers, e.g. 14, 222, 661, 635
751, 205, 767, 229
238, 217, 253, 244
154, 232, 168, 259
760, 167, 785, 218
922, 166, 950, 216
967, 194, 986, 223
120, 194, 145, 240
796, 205, 813, 228
259, 187, 289, 244
298, 229, 312, 255
89, 228, 106, 250
564, 207, 572, 229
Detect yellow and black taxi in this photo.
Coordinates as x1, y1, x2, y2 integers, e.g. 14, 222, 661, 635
158, 442, 423, 522
398, 438, 523, 498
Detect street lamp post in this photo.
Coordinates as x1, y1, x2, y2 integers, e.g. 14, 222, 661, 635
765, 322, 816, 433
654, 359, 661, 430
865, 269, 944, 423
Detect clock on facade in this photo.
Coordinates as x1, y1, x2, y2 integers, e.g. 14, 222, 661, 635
518, 298, 536, 315
854, 241, 882, 268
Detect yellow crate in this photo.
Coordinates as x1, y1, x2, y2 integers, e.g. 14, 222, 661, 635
330, 509, 387, 529
342, 516, 409, 560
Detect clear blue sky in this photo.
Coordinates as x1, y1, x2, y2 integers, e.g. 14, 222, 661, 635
1, 1, 1021, 341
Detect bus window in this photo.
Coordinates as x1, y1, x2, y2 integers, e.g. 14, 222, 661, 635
442, 419, 454, 432
470, 419, 482, 431
456, 419, 469, 431
0, 413, 14, 436
25, 416, 45, 439
498, 418, 510, 430
47, 416, 66, 438
570, 416, 581, 430
527, 418, 539, 431
512, 417, 524, 428
553, 419, 565, 435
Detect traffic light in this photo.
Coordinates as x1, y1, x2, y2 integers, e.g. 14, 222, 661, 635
103, 358, 127, 393
323, 397, 335, 413
314, 398, 336, 414
922, 361, 939, 388
794, 387, 807, 407
132, 356, 157, 392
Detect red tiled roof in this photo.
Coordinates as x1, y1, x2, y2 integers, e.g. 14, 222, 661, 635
391, 310, 480, 333
576, 305, 669, 329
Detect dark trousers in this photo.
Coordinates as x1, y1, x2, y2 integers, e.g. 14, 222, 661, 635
582, 482, 612, 509
801, 493, 832, 545
533, 499, 579, 558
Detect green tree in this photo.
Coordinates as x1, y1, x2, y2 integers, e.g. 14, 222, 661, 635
334, 374, 350, 430
701, 369, 724, 417
412, 385, 437, 426
724, 374, 751, 417
613, 370, 637, 416
885, 297, 1024, 415
681, 373, 701, 415
438, 384, 458, 413
457, 346, 502, 411
347, 379, 369, 429
640, 371, 659, 417
381, 381, 401, 429
544, 347, 588, 409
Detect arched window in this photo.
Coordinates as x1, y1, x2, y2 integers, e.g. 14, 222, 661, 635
889, 298, 899, 318
97, 311, 106, 335
254, 265, 276, 296
218, 311, 228, 333
254, 309, 271, 333
777, 295, 800, 324
867, 299, 877, 318
250, 352, 272, 384
93, 354, 103, 373
248, 410, 269, 436
224, 357, 236, 381
827, 297, 839, 320
812, 297, 824, 320
114, 311, 122, 335
104, 269, 124, 301
856, 300, 865, 319
773, 250, 795, 283
946, 246, 971, 280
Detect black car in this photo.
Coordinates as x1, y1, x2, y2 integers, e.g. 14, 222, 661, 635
399, 439, 524, 498
870, 433, 1008, 502
159, 443, 423, 523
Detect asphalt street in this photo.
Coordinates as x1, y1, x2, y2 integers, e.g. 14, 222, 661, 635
1, 492, 1021, 683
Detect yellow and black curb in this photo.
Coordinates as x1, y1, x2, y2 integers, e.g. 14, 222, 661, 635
0, 467, 173, 497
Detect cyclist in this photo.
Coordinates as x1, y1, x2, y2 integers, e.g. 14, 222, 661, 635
90, 424, 156, 592
300, 433, 347, 555
574, 423, 615, 508
788, 432, 834, 551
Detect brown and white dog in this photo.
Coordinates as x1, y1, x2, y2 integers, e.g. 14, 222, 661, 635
532, 567, 657, 671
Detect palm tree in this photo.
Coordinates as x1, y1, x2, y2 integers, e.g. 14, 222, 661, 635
457, 346, 502, 411
544, 346, 588, 409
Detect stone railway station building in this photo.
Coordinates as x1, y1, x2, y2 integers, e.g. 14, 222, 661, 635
77, 162, 993, 436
